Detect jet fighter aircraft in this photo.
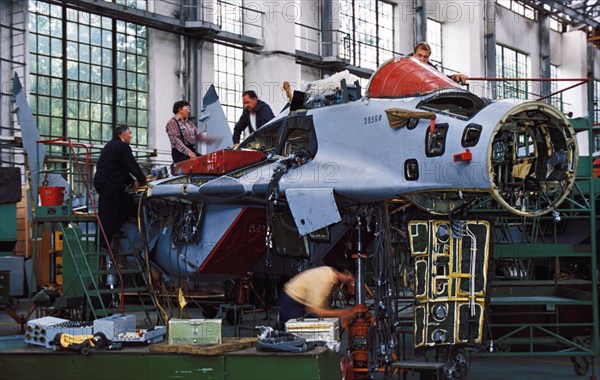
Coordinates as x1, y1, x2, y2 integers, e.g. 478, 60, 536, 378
140, 57, 578, 282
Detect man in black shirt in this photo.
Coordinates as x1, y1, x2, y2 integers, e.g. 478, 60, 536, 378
232, 90, 275, 145
93, 124, 147, 250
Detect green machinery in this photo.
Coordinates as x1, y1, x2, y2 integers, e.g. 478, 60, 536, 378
0, 167, 21, 256
31, 139, 161, 323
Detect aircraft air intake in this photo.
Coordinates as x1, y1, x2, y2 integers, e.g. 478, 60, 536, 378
488, 102, 578, 216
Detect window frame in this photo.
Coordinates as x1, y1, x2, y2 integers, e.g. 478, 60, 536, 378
28, 0, 148, 148
495, 44, 529, 100
213, 43, 244, 136
338, 0, 395, 70
426, 18, 443, 69
496, 0, 537, 21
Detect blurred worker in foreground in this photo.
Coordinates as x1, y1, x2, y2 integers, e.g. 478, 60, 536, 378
94, 124, 147, 251
412, 42, 469, 84
278, 265, 356, 323
232, 90, 275, 145
167, 100, 220, 163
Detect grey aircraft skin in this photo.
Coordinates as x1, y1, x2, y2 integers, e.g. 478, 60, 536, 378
9, 58, 581, 377
143, 57, 578, 280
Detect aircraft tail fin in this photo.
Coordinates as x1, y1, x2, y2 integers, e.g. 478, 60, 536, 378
198, 85, 233, 153
13, 73, 69, 217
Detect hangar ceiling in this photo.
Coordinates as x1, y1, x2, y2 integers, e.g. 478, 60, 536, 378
523, 0, 600, 47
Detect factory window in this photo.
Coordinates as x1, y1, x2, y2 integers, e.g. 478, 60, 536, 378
549, 16, 564, 33
28, 0, 148, 150
495, 45, 528, 100
594, 80, 600, 125
594, 80, 600, 153
214, 44, 243, 132
497, 0, 536, 21
426, 19, 442, 69
115, 19, 148, 146
550, 64, 563, 111
339, 0, 394, 70
113, 0, 146, 9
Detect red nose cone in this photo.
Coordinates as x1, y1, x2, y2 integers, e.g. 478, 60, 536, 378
367, 57, 461, 98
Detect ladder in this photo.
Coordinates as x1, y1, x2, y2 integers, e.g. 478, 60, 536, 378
60, 223, 162, 325
34, 138, 164, 326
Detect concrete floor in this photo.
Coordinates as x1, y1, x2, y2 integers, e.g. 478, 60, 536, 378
468, 356, 590, 380
1, 299, 597, 379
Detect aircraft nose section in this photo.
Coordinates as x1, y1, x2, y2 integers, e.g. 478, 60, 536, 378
488, 102, 578, 216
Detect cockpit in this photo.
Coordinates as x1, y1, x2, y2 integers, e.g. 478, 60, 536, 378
239, 113, 318, 159
368, 57, 486, 119
417, 91, 487, 119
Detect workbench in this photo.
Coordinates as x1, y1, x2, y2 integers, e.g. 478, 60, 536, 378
0, 335, 341, 380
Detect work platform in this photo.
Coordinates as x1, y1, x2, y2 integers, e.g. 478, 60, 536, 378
0, 334, 588, 380
0, 335, 340, 380
0, 303, 592, 380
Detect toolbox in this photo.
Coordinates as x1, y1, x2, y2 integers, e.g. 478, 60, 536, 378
168, 318, 222, 345
93, 314, 136, 340
114, 326, 167, 344
285, 317, 340, 343
25, 317, 94, 348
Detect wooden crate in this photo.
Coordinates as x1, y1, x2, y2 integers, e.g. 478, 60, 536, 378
150, 337, 257, 355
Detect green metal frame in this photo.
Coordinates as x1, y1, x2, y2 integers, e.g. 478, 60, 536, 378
473, 81, 598, 368
30, 140, 107, 317
29, 139, 163, 324
60, 223, 105, 315
0, 203, 17, 256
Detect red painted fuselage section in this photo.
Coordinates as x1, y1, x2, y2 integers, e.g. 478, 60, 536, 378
173, 149, 266, 175
197, 207, 267, 276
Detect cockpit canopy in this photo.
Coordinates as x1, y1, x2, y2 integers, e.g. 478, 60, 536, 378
367, 57, 462, 98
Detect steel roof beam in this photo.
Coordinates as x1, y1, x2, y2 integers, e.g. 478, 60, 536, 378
523, 0, 599, 28
42, 0, 263, 48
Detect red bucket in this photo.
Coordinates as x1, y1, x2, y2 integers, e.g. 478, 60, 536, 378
39, 186, 65, 206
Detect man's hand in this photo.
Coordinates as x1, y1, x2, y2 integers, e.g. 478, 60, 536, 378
450, 73, 468, 84
340, 307, 356, 320
188, 151, 197, 159
339, 306, 359, 328
199, 132, 222, 145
